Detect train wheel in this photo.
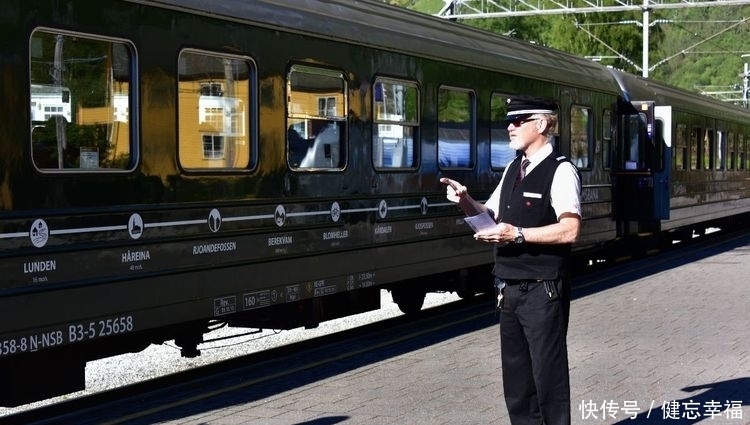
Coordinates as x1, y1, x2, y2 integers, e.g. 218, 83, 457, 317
391, 287, 425, 314
455, 281, 475, 299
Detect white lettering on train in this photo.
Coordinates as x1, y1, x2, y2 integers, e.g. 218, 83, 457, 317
121, 249, 151, 263
322, 230, 349, 240
23, 260, 56, 274
192, 241, 237, 255
268, 235, 293, 246
22, 331, 64, 352
414, 222, 434, 230
374, 225, 392, 235
1, 315, 136, 358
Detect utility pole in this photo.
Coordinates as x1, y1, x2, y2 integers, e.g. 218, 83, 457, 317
642, 0, 650, 77
744, 62, 749, 108
740, 55, 750, 107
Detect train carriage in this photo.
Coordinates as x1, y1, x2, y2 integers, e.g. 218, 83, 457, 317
609, 69, 750, 243
2, 0, 750, 406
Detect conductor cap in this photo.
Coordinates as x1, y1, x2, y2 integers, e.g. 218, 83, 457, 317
505, 95, 558, 119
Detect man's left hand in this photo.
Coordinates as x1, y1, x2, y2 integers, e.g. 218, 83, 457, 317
474, 222, 514, 244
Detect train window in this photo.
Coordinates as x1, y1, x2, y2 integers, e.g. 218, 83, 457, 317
570, 106, 593, 169
739, 134, 747, 170
437, 86, 475, 169
735, 133, 741, 170
653, 119, 665, 172
178, 50, 255, 170
716, 130, 726, 170
602, 110, 612, 170
703, 129, 714, 170
287, 65, 347, 170
372, 78, 418, 169
490, 93, 513, 169
728, 132, 736, 170
675, 124, 688, 170
29, 29, 135, 171
690, 128, 699, 170
616, 111, 649, 171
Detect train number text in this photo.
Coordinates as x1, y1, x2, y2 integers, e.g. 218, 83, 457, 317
0, 315, 135, 358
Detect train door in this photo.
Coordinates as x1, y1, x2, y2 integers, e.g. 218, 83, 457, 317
611, 100, 669, 224
653, 106, 671, 217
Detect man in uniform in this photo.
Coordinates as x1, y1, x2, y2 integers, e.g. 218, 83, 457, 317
440, 95, 581, 425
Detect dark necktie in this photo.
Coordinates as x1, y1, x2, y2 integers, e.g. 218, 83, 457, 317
514, 159, 530, 189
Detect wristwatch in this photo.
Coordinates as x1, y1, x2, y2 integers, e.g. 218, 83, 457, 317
514, 227, 525, 244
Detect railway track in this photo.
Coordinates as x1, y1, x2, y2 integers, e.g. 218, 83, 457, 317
1, 294, 496, 425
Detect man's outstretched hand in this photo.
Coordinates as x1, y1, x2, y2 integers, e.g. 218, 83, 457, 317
440, 177, 466, 204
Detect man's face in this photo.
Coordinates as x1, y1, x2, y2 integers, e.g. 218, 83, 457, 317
507, 115, 541, 151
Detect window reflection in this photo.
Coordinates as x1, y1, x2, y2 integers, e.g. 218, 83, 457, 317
437, 86, 474, 169
178, 50, 253, 170
373, 78, 418, 169
490, 93, 513, 169
570, 106, 592, 169
30, 30, 133, 170
287, 65, 347, 170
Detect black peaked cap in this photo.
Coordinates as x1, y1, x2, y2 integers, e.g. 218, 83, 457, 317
506, 95, 558, 117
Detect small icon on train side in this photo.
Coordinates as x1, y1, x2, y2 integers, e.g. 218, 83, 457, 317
208, 209, 222, 233
128, 213, 143, 240
30, 218, 49, 248
378, 200, 388, 219
331, 201, 341, 223
275, 205, 286, 227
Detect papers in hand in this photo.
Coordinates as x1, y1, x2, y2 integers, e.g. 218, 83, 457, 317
464, 213, 497, 233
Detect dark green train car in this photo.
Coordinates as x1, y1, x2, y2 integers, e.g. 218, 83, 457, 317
3, 0, 748, 406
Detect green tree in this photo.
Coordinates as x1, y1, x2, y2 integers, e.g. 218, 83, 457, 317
544, 12, 656, 75
392, 0, 750, 95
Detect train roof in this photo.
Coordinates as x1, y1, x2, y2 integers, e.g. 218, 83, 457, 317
609, 68, 750, 119
126, 0, 619, 95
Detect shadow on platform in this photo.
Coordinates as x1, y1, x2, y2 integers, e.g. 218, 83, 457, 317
607, 378, 750, 424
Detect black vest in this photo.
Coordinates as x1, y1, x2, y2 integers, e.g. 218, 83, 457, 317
493, 151, 574, 280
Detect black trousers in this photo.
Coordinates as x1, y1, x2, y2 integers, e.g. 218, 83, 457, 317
499, 278, 571, 425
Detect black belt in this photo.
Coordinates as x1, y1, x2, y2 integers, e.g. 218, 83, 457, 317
502, 278, 560, 298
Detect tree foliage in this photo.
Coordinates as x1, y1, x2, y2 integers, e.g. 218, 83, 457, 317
384, 0, 750, 96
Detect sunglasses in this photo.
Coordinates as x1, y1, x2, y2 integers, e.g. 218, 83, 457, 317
505, 115, 540, 127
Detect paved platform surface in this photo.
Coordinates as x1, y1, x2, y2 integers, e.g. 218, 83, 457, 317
159, 237, 750, 425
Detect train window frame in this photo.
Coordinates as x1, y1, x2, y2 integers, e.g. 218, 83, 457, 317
372, 77, 419, 170
569, 105, 593, 170
739, 134, 747, 170
489, 92, 513, 170
675, 124, 688, 171
653, 118, 665, 173
29, 28, 138, 173
286, 64, 348, 171
690, 127, 700, 171
602, 109, 612, 170
615, 108, 650, 171
703, 128, 714, 170
177, 49, 258, 172
437, 85, 475, 170
715, 129, 726, 171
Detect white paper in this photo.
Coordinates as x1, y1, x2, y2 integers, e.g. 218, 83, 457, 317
464, 213, 497, 232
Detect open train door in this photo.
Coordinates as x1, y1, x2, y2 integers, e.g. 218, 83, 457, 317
652, 105, 671, 218
611, 100, 669, 228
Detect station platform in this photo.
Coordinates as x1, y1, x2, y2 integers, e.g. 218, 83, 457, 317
158, 237, 750, 425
